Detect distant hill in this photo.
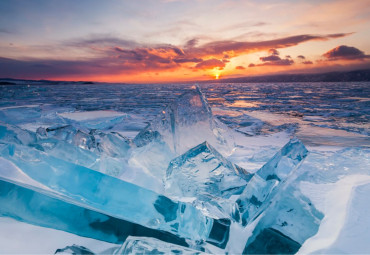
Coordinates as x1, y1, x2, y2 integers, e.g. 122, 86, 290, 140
206, 69, 370, 83
0, 78, 95, 85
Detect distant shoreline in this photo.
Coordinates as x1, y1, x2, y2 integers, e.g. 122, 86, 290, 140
1, 69, 370, 85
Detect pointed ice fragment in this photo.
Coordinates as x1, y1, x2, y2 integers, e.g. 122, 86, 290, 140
93, 131, 131, 158
134, 86, 235, 155
115, 236, 205, 254
165, 141, 252, 200
235, 138, 308, 225
55, 245, 94, 255
0, 144, 229, 245
242, 185, 323, 254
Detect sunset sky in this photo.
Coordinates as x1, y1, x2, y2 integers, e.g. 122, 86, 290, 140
0, 0, 369, 83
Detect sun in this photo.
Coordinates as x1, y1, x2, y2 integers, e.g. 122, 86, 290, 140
213, 70, 221, 79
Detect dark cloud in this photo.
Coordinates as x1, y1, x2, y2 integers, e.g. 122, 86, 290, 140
184, 38, 199, 49
268, 49, 279, 55
255, 48, 294, 66
260, 55, 281, 62
297, 55, 305, 59
0, 28, 13, 34
302, 61, 313, 64
195, 58, 225, 69
248, 63, 255, 67
323, 45, 370, 60
251, 59, 294, 67
235, 65, 246, 70
66, 35, 139, 49
173, 57, 202, 63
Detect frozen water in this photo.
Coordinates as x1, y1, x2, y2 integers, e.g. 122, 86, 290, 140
235, 139, 308, 225
165, 141, 251, 200
134, 86, 235, 155
115, 236, 205, 254
0, 81, 369, 254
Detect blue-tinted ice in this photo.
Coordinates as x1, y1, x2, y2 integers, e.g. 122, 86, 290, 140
115, 236, 205, 254
235, 139, 308, 225
0, 82, 358, 254
134, 86, 235, 156
0, 143, 230, 244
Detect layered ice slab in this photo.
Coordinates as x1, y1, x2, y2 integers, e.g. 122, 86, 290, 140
0, 180, 188, 246
134, 86, 234, 155
165, 141, 251, 199
243, 186, 323, 254
235, 139, 308, 225
115, 236, 206, 254
0, 143, 229, 246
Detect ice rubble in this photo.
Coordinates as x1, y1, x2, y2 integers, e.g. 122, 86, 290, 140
0, 86, 336, 254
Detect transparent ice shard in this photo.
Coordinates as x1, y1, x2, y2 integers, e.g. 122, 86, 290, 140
165, 141, 251, 200
242, 185, 323, 254
114, 236, 205, 254
128, 140, 175, 191
235, 138, 308, 225
93, 131, 131, 158
134, 86, 235, 155
0, 179, 188, 246
0, 144, 229, 246
59, 110, 127, 130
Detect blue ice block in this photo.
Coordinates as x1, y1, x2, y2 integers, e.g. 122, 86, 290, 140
235, 139, 308, 225
165, 141, 252, 199
0, 143, 229, 245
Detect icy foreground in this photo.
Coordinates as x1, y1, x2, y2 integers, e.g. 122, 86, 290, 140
0, 84, 369, 254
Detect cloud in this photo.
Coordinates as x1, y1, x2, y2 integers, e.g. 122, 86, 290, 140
0, 32, 352, 80
260, 55, 281, 62
252, 48, 294, 67
248, 63, 255, 67
322, 45, 370, 60
195, 58, 225, 69
235, 65, 246, 70
302, 60, 313, 64
268, 49, 279, 55
185, 33, 350, 58
252, 58, 294, 67
297, 55, 305, 59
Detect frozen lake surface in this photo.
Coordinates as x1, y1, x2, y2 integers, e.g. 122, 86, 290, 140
0, 82, 369, 254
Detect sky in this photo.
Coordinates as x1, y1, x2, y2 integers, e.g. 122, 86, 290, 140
0, 0, 369, 83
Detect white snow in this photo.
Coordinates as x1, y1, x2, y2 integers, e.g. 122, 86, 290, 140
298, 175, 370, 254
0, 217, 118, 254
